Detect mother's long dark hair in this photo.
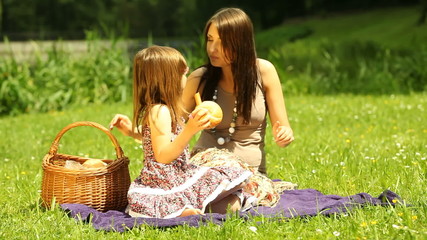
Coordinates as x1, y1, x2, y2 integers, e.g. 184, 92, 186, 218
200, 8, 259, 124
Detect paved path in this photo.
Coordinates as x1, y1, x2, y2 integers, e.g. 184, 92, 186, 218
0, 40, 130, 61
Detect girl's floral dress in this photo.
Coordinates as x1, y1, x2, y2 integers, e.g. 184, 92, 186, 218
127, 124, 252, 219
190, 148, 298, 207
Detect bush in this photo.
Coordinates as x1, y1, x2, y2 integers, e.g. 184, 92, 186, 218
0, 36, 131, 116
269, 40, 427, 95
1, 34, 426, 116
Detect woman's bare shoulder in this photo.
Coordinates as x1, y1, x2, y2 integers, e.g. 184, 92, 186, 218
186, 67, 207, 92
188, 67, 206, 79
256, 58, 280, 88
257, 58, 275, 73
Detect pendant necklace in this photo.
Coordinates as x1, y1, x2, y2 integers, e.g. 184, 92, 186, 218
211, 89, 237, 145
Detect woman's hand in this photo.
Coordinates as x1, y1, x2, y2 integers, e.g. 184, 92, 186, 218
109, 114, 133, 136
273, 121, 294, 147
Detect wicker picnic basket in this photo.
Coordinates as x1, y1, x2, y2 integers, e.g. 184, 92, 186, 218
41, 121, 131, 212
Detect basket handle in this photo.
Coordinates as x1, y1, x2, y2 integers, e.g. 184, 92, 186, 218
48, 121, 125, 159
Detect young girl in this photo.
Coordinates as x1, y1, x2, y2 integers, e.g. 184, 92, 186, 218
109, 46, 252, 218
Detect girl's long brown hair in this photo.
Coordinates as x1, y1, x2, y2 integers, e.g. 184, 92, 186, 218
200, 8, 259, 124
132, 46, 187, 132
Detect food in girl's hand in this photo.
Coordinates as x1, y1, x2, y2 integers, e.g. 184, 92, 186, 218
194, 92, 223, 128
83, 159, 107, 168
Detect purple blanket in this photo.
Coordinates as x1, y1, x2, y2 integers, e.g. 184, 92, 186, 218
61, 188, 402, 232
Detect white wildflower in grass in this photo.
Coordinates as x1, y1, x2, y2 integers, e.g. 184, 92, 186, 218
316, 229, 323, 233
312, 170, 316, 174
248, 226, 257, 233
333, 231, 340, 236
392, 224, 404, 229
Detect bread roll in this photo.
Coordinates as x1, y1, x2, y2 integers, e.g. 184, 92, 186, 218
194, 92, 223, 128
82, 159, 107, 168
195, 101, 223, 128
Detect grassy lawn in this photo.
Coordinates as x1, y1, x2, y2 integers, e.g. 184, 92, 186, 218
257, 6, 427, 49
1, 94, 426, 239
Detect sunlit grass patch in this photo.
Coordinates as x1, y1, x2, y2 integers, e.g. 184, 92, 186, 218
0, 94, 426, 239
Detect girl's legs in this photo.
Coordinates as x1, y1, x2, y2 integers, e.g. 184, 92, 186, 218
206, 194, 241, 214
179, 182, 247, 216
179, 208, 203, 217
205, 182, 246, 214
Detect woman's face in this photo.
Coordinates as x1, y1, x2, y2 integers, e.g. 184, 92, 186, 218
206, 23, 231, 67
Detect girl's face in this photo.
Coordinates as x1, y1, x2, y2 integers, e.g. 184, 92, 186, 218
206, 23, 231, 67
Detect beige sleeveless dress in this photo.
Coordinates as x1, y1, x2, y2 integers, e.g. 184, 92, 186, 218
192, 84, 268, 173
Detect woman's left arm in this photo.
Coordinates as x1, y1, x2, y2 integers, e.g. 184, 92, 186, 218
259, 59, 294, 147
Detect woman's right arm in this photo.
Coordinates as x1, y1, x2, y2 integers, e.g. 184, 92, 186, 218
182, 67, 206, 113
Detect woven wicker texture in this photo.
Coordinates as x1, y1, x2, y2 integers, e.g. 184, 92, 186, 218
41, 121, 130, 212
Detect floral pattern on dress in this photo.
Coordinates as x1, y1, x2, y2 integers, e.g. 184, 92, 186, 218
127, 124, 252, 219
190, 148, 298, 207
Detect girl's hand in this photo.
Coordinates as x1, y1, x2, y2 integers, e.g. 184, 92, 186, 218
109, 114, 133, 136
273, 121, 294, 147
187, 108, 211, 134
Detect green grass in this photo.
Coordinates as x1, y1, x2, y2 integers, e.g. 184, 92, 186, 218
1, 94, 426, 239
257, 6, 427, 49
254, 6, 427, 95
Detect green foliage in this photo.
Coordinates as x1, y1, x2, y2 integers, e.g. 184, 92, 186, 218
254, 7, 427, 95
2, 6, 427, 116
268, 40, 427, 95
0, 95, 426, 239
255, 25, 313, 56
0, 34, 131, 116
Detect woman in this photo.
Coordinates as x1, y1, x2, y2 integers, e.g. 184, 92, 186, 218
183, 7, 294, 175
